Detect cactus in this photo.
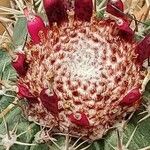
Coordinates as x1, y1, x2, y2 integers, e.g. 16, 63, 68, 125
0, 0, 150, 150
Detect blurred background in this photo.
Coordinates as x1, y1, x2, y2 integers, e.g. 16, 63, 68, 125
0, 0, 10, 34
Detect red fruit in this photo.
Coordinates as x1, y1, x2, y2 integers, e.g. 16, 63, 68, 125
11, 53, 28, 76
43, 0, 68, 25
40, 89, 59, 116
17, 84, 38, 103
24, 8, 46, 44
106, 0, 124, 18
75, 0, 93, 21
69, 112, 90, 127
120, 88, 141, 106
135, 33, 150, 65
116, 19, 134, 40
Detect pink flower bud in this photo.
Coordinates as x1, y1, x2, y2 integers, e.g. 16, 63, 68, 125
43, 0, 68, 25
75, 0, 93, 21
135, 33, 150, 65
120, 88, 141, 106
11, 53, 28, 76
116, 19, 134, 40
106, 0, 124, 18
24, 8, 46, 44
40, 89, 59, 116
69, 112, 90, 127
17, 84, 38, 103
